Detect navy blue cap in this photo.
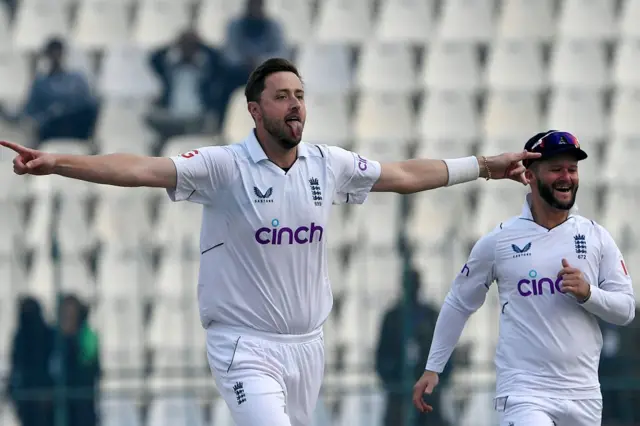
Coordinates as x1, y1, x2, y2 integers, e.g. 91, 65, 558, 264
523, 130, 588, 168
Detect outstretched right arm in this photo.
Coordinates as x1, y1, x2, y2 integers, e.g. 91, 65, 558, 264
1, 140, 176, 188
425, 233, 497, 373
54, 153, 175, 188
413, 231, 497, 413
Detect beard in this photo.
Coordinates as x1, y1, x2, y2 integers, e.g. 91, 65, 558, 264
262, 113, 302, 150
537, 179, 578, 210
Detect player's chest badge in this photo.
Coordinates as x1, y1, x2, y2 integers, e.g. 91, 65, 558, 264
308, 177, 323, 207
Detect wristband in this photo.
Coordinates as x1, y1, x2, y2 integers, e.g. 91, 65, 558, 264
443, 156, 480, 186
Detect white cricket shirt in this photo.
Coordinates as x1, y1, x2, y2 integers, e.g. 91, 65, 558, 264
166, 131, 381, 334
425, 194, 635, 399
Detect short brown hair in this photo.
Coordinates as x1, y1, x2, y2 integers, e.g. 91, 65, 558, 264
244, 58, 302, 103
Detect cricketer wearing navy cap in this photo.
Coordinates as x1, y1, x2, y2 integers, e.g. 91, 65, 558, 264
414, 129, 635, 426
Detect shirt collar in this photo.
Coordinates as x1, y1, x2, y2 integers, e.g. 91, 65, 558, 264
244, 129, 309, 164
520, 192, 578, 220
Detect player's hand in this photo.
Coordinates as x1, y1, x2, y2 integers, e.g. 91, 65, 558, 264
412, 370, 439, 413
0, 140, 56, 176
483, 151, 542, 185
558, 258, 591, 302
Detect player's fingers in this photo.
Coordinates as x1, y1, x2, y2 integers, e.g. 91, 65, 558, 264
13, 156, 28, 173
558, 268, 580, 277
513, 171, 528, 185
0, 140, 32, 155
25, 157, 44, 170
424, 380, 436, 395
412, 388, 427, 411
516, 150, 542, 161
508, 164, 526, 177
561, 258, 571, 268
413, 396, 433, 413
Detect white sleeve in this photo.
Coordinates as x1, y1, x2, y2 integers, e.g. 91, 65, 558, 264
425, 232, 497, 373
580, 225, 636, 326
166, 146, 235, 205
327, 146, 382, 205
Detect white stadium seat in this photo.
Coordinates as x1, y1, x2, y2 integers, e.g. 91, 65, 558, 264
604, 136, 640, 183
376, 0, 435, 43
482, 91, 542, 141
94, 186, 156, 250
474, 181, 530, 237
98, 45, 161, 99
437, 0, 495, 43
621, 0, 640, 39
95, 98, 156, 153
302, 93, 352, 146
423, 41, 482, 93
147, 397, 206, 426
496, 0, 555, 42
611, 89, 640, 137
315, 0, 374, 44
0, 49, 31, 102
297, 43, 354, 94
155, 257, 200, 301
96, 246, 153, 301
558, 0, 616, 41
602, 184, 640, 245
13, 0, 69, 51
347, 192, 402, 250
417, 91, 479, 141
612, 39, 640, 90
132, 0, 190, 49
353, 93, 415, 141
72, 0, 131, 49
416, 138, 475, 163
546, 90, 607, 142
549, 40, 609, 90
197, 0, 246, 47
267, 0, 314, 46
211, 400, 235, 426
356, 42, 417, 93
407, 185, 469, 249
100, 398, 142, 426
485, 41, 546, 92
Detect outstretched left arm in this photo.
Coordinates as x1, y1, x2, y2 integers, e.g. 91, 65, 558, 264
372, 151, 540, 194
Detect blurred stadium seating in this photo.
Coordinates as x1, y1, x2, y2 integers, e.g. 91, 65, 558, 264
1, 0, 640, 425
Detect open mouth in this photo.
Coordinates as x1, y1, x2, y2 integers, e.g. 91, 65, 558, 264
553, 184, 573, 193
285, 115, 301, 123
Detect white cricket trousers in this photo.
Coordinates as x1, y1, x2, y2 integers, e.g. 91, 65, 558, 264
495, 395, 602, 426
206, 323, 324, 426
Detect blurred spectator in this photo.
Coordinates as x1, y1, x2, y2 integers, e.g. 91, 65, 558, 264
51, 295, 101, 426
375, 269, 453, 426
0, 38, 99, 145
217, 0, 288, 128
146, 29, 224, 151
7, 297, 55, 426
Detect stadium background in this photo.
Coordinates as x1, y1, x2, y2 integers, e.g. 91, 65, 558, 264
2, 0, 640, 425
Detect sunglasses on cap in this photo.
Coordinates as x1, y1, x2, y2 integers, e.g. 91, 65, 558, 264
523, 130, 588, 168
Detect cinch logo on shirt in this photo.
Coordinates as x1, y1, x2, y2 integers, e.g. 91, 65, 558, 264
255, 219, 324, 245
517, 270, 563, 297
